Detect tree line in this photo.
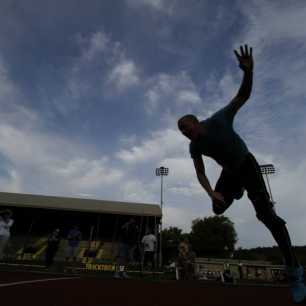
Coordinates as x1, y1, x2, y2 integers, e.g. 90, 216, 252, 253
162, 215, 237, 264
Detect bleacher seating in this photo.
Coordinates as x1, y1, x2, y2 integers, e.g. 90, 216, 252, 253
3, 236, 118, 263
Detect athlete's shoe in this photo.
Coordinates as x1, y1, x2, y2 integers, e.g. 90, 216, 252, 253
287, 265, 306, 304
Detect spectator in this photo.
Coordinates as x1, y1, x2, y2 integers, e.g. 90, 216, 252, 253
176, 241, 196, 280
45, 228, 61, 268
223, 268, 234, 283
238, 262, 243, 280
141, 229, 157, 271
65, 225, 82, 262
0, 209, 14, 260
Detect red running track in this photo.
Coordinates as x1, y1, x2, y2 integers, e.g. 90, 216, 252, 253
0, 270, 294, 306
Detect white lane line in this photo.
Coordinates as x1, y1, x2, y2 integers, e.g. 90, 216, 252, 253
0, 276, 79, 288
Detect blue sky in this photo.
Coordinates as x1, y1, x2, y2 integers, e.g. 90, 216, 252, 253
1, 0, 306, 248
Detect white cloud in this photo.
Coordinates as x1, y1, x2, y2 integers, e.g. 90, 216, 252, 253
176, 90, 202, 106
119, 134, 137, 147
145, 72, 202, 115
0, 57, 16, 101
107, 60, 140, 92
116, 128, 186, 164
0, 123, 124, 197
234, 1, 306, 102
126, 0, 175, 15
76, 31, 140, 94
54, 158, 123, 190
0, 169, 22, 193
0, 56, 38, 127
0, 50, 149, 202
47, 30, 141, 115
119, 179, 156, 203
78, 31, 110, 62
164, 206, 200, 233
238, 1, 306, 49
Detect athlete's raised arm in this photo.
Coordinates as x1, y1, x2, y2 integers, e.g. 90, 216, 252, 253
228, 44, 253, 116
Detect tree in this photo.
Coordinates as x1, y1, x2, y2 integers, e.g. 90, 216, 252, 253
161, 227, 188, 264
190, 216, 237, 258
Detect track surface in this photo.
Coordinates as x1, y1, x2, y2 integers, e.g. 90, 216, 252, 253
0, 270, 295, 306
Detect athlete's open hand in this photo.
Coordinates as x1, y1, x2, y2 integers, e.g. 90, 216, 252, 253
234, 44, 253, 72
211, 191, 227, 215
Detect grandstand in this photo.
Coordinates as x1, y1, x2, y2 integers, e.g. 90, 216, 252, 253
0, 191, 162, 268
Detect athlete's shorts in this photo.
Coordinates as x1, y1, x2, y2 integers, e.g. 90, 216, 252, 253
213, 153, 275, 217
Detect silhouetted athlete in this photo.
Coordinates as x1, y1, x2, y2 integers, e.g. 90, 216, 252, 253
178, 45, 306, 304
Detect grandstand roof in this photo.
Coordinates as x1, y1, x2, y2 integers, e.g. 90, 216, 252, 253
0, 192, 162, 217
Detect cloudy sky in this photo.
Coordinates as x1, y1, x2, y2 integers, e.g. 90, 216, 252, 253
1, 0, 306, 248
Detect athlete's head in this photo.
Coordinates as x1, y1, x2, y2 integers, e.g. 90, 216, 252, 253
178, 114, 201, 141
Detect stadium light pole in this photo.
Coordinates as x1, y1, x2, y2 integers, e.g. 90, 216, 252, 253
260, 164, 276, 205
155, 166, 169, 269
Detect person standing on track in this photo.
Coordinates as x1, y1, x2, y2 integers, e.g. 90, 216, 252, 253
141, 229, 157, 271
65, 225, 82, 262
114, 218, 139, 279
45, 228, 61, 268
0, 209, 14, 260
177, 44, 306, 304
